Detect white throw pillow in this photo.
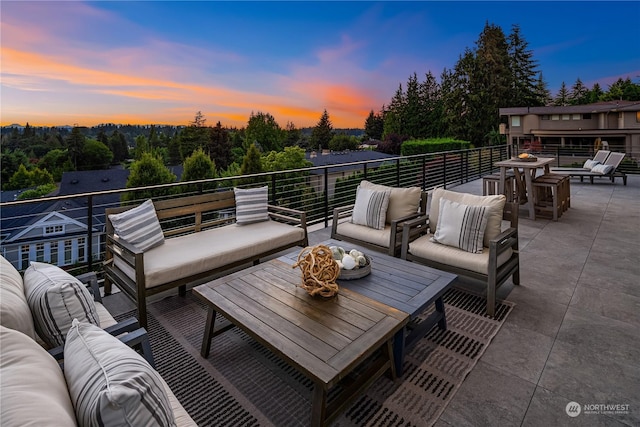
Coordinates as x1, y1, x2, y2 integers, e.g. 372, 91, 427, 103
108, 199, 165, 252
64, 320, 176, 427
234, 186, 269, 225
432, 198, 489, 254
23, 261, 100, 347
583, 159, 600, 170
351, 186, 391, 230
590, 164, 615, 175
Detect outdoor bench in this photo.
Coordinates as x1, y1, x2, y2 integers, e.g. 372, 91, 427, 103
104, 190, 308, 327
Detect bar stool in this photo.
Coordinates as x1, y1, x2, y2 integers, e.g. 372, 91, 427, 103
532, 174, 570, 220
483, 171, 517, 202
534, 174, 570, 214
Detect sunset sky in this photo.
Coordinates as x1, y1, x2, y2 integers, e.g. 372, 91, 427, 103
1, 1, 639, 129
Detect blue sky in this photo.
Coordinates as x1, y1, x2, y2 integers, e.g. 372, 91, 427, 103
1, 1, 639, 128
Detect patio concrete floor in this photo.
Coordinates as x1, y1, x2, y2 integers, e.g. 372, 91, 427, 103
104, 174, 640, 426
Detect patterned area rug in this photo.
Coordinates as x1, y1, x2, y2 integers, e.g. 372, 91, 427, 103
117, 288, 513, 426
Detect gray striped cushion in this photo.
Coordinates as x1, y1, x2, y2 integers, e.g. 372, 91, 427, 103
64, 320, 176, 427
23, 262, 100, 347
432, 198, 489, 254
108, 199, 165, 252
234, 186, 269, 225
351, 186, 391, 230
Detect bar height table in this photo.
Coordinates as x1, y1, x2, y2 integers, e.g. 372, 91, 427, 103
494, 157, 555, 220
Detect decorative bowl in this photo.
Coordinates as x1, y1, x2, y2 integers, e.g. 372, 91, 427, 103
338, 254, 372, 280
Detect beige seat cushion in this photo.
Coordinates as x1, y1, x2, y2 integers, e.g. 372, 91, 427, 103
0, 256, 36, 339
360, 181, 422, 223
335, 221, 392, 248
95, 301, 118, 329
163, 379, 198, 427
0, 325, 76, 427
409, 233, 513, 275
430, 188, 506, 247
115, 220, 305, 289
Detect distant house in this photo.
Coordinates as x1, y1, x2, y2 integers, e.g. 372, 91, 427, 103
305, 150, 396, 197
499, 101, 640, 155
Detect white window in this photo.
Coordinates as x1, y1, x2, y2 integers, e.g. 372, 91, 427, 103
78, 237, 86, 263
50, 242, 59, 265
551, 115, 560, 120
562, 114, 570, 120
64, 240, 73, 264
20, 245, 30, 269
44, 225, 64, 235
572, 114, 581, 120
511, 116, 521, 127
36, 243, 45, 262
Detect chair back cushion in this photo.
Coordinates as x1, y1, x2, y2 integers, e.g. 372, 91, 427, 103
430, 188, 506, 247
0, 255, 36, 339
360, 180, 422, 223
0, 325, 76, 427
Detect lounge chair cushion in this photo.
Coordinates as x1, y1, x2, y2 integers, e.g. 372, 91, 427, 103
409, 233, 513, 275
360, 181, 422, 223
64, 319, 175, 427
0, 256, 36, 339
0, 325, 77, 427
234, 186, 269, 225
23, 262, 100, 347
590, 164, 615, 175
114, 219, 306, 289
430, 188, 506, 247
351, 186, 390, 230
109, 199, 165, 252
333, 222, 392, 248
432, 198, 489, 254
583, 159, 600, 170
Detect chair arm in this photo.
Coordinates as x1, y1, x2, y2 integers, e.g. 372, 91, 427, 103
388, 212, 424, 255
48, 318, 155, 368
489, 227, 519, 256
106, 234, 144, 257
400, 215, 429, 259
268, 204, 307, 228
75, 271, 102, 303
331, 204, 355, 236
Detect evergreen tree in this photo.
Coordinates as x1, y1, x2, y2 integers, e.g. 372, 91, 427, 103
240, 143, 264, 185
553, 82, 570, 106
587, 82, 604, 103
65, 127, 85, 170
283, 121, 302, 148
123, 152, 176, 201
403, 73, 423, 138
534, 72, 552, 106
382, 85, 405, 139
569, 78, 589, 105
507, 24, 541, 107
245, 112, 284, 152
133, 134, 149, 160
310, 109, 334, 150
167, 132, 182, 165
207, 121, 232, 171
364, 110, 384, 140
108, 130, 129, 163
181, 148, 217, 193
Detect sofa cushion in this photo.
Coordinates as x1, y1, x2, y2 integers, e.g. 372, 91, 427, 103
433, 198, 489, 254
109, 199, 165, 252
114, 219, 305, 289
360, 181, 422, 223
335, 221, 392, 248
583, 159, 600, 170
430, 188, 506, 247
351, 186, 390, 230
234, 186, 269, 225
409, 233, 513, 275
591, 163, 615, 175
64, 319, 176, 427
0, 325, 76, 427
24, 261, 100, 348
0, 255, 36, 339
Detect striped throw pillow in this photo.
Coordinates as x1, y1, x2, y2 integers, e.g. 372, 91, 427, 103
432, 198, 489, 254
351, 186, 391, 230
23, 262, 100, 347
108, 199, 165, 252
64, 320, 176, 427
234, 186, 269, 225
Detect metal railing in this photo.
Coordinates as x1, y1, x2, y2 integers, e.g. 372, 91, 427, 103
1, 145, 512, 275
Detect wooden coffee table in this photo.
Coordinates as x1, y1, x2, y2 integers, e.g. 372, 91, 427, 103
194, 259, 408, 427
280, 239, 457, 376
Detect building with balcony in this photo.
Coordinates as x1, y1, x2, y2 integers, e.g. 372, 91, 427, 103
499, 101, 640, 155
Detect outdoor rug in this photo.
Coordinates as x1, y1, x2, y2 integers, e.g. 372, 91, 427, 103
116, 287, 513, 426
